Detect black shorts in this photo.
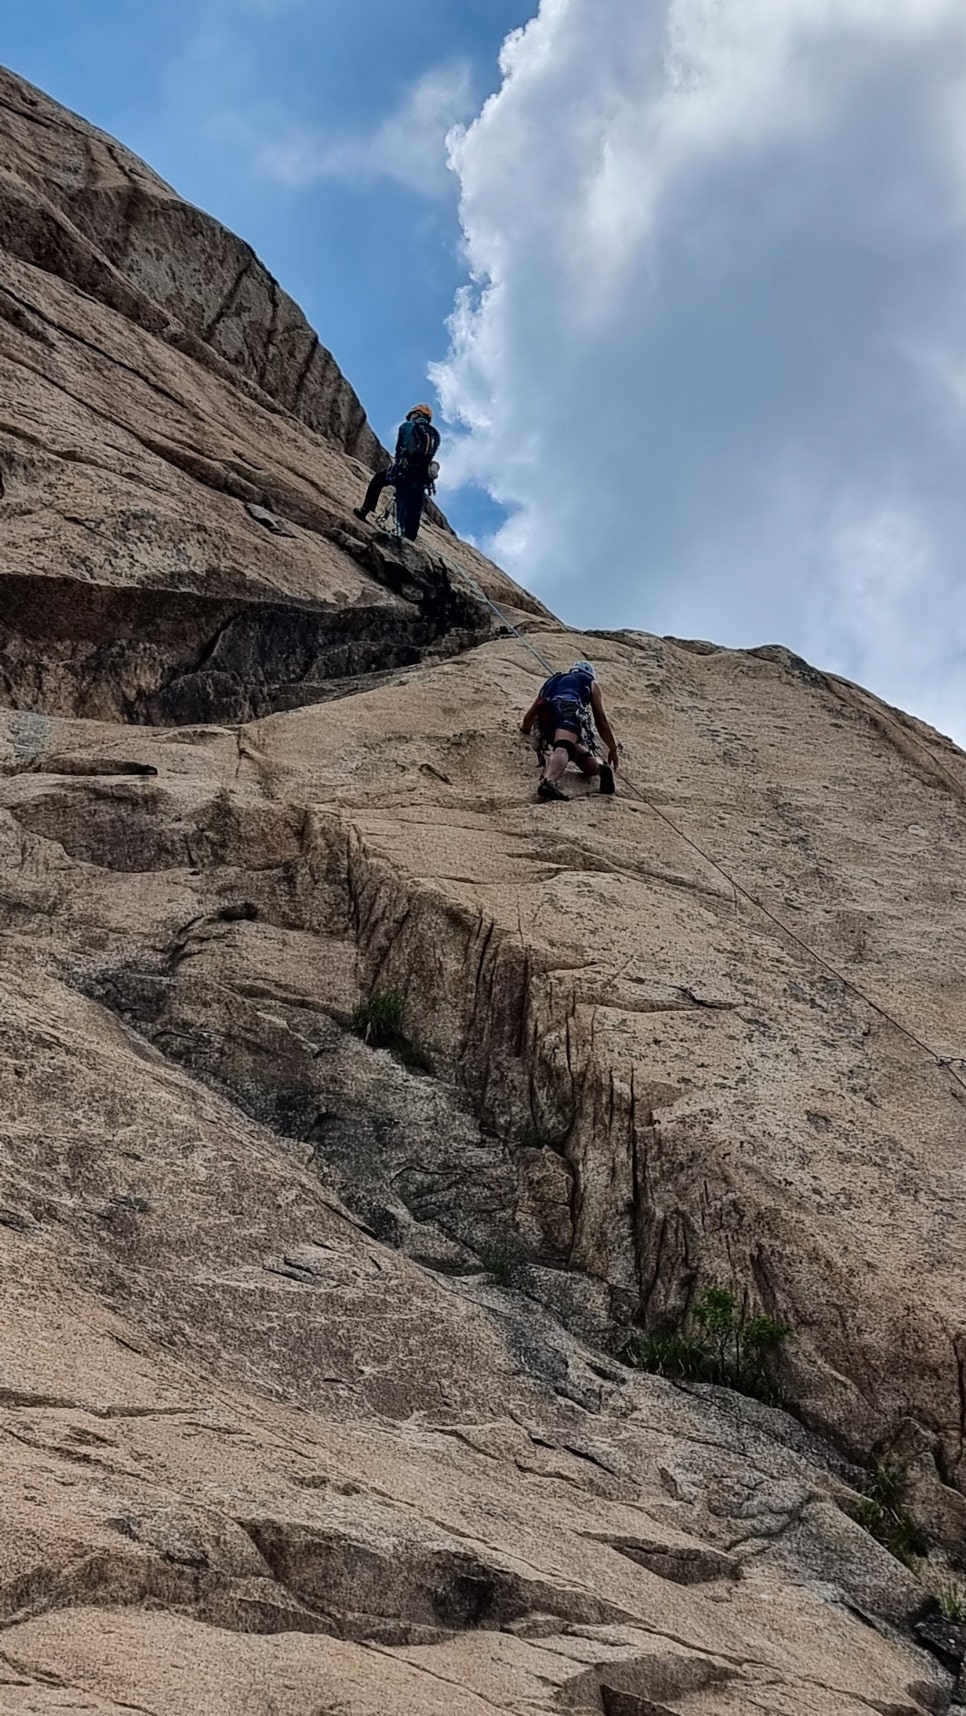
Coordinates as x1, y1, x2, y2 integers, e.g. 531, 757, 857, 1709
549, 697, 582, 737
540, 724, 584, 760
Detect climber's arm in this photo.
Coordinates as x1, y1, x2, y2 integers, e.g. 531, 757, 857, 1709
520, 696, 543, 736
591, 683, 619, 769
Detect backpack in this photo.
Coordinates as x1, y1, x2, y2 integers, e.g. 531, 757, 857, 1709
396, 417, 440, 478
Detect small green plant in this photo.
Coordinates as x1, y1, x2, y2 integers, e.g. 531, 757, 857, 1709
348, 990, 406, 1048
477, 1235, 529, 1286
517, 1121, 566, 1152
346, 990, 432, 1071
854, 1495, 886, 1536
623, 1285, 788, 1407
851, 1461, 930, 1569
937, 1580, 966, 1624
863, 1459, 909, 1514
626, 1329, 709, 1381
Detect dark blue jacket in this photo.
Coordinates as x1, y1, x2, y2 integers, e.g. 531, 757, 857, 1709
394, 417, 441, 482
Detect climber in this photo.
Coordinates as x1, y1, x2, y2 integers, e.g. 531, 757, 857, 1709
353, 404, 441, 542
521, 660, 619, 802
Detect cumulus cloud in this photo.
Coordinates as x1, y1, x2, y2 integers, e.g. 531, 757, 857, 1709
433, 0, 966, 739
254, 60, 474, 195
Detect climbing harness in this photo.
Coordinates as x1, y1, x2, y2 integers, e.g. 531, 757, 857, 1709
375, 488, 402, 538
372, 460, 438, 540
439, 557, 966, 1103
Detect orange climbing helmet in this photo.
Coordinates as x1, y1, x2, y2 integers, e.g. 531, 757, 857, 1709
408, 403, 434, 421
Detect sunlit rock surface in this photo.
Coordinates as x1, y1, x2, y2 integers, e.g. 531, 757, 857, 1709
1, 64, 965, 1715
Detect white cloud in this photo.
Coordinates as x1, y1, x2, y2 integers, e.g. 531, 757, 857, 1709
254, 61, 474, 195
433, 0, 966, 742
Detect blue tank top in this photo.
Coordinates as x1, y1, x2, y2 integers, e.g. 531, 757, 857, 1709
542, 669, 593, 707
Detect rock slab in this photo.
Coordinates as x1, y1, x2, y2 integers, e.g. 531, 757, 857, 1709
0, 62, 963, 1716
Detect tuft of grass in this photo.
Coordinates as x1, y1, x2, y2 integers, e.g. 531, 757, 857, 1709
626, 1330, 710, 1381
477, 1235, 529, 1286
937, 1580, 966, 1624
348, 990, 406, 1048
851, 1461, 930, 1569
886, 1515, 929, 1568
854, 1495, 886, 1537
346, 990, 433, 1072
863, 1460, 909, 1514
517, 1121, 566, 1152
623, 1285, 788, 1407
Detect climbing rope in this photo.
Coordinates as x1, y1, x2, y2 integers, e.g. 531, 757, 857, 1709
441, 557, 966, 1102
615, 763, 966, 1102
441, 554, 556, 677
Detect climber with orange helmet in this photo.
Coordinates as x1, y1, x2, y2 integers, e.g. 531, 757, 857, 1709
353, 403, 441, 541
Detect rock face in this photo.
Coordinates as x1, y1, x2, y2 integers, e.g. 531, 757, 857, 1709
0, 64, 965, 1715
0, 65, 382, 463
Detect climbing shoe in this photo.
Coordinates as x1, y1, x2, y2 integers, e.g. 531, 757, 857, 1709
598, 763, 616, 795
537, 779, 568, 802
352, 506, 370, 522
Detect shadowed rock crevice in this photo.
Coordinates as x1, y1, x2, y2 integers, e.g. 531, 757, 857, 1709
240, 1517, 636, 1644
77, 936, 611, 1363
0, 570, 489, 724
557, 1653, 737, 1714
0, 758, 610, 1353
240, 1519, 527, 1641
587, 1535, 740, 1587
0, 1535, 330, 1640
0, 1506, 642, 1657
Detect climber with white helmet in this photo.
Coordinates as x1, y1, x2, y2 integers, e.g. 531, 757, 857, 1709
521, 660, 619, 802
353, 403, 441, 541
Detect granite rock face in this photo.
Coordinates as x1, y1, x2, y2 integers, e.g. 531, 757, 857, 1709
0, 64, 381, 462
0, 64, 964, 1715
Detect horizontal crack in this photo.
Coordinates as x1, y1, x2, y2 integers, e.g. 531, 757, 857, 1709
0, 569, 487, 725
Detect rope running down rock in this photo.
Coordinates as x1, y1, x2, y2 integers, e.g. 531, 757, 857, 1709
442, 554, 966, 1103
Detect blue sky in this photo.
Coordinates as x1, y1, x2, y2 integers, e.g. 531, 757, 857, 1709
3, 0, 525, 506
5, 1, 966, 741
